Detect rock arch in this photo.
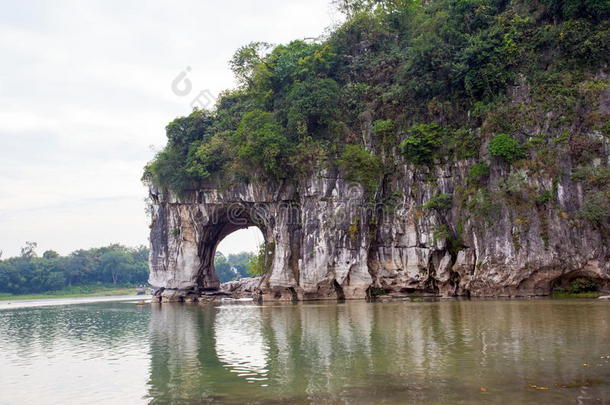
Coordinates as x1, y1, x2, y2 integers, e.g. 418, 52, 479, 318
549, 263, 610, 295
148, 166, 609, 302
195, 207, 270, 291
148, 178, 374, 302
149, 189, 276, 300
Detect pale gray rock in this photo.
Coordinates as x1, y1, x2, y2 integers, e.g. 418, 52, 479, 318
221, 277, 262, 298
147, 158, 609, 301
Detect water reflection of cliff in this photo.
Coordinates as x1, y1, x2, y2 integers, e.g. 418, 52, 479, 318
146, 301, 610, 404
214, 305, 270, 383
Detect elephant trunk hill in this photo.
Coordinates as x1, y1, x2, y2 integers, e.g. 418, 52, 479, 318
144, 0, 610, 301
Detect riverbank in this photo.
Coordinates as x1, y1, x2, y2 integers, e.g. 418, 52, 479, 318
0, 286, 141, 301
550, 291, 604, 298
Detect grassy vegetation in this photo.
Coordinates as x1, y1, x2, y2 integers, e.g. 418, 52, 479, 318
0, 285, 140, 301
551, 277, 604, 298
551, 291, 603, 298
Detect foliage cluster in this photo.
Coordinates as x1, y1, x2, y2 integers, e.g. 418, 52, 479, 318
489, 133, 526, 163
215, 246, 279, 282
246, 242, 274, 276
572, 165, 610, 223
422, 193, 453, 211
214, 251, 258, 282
337, 145, 383, 195
564, 277, 600, 294
468, 163, 490, 184
400, 124, 445, 165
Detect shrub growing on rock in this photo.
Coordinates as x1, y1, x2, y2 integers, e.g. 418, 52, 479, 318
400, 123, 445, 165
568, 277, 599, 294
337, 144, 383, 195
468, 162, 490, 184
489, 133, 526, 163
422, 193, 452, 211
578, 190, 610, 223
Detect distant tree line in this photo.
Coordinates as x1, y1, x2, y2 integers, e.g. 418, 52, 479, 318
0, 242, 149, 294
214, 251, 258, 283
0, 241, 266, 294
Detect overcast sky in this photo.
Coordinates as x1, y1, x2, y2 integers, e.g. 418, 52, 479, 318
0, 0, 339, 258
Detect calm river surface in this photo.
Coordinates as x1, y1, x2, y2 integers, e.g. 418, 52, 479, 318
1, 298, 609, 404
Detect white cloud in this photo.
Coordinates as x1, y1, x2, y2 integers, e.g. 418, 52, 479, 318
0, 0, 336, 257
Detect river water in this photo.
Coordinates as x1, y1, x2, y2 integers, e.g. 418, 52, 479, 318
0, 298, 609, 404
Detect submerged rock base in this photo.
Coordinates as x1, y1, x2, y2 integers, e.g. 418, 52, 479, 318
151, 288, 231, 303
151, 277, 263, 303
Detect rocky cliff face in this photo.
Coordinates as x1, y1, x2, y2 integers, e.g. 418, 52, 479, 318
144, 2, 610, 303
143, 0, 610, 302
148, 143, 609, 301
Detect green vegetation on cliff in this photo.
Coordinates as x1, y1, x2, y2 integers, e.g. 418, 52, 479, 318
144, 0, 610, 226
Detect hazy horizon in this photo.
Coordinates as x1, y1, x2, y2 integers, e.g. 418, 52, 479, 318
0, 0, 338, 257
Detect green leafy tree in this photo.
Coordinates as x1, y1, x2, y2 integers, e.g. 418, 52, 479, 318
247, 244, 272, 276
42, 250, 60, 259
214, 251, 258, 282
189, 132, 233, 179
140, 0, 610, 229
233, 110, 292, 178
45, 271, 67, 291
227, 252, 256, 278
284, 78, 341, 139
333, 0, 420, 16
166, 109, 215, 152
99, 250, 134, 285
422, 193, 453, 211
65, 249, 96, 285
578, 190, 610, 223
0, 244, 149, 294
542, 0, 610, 21
265, 41, 333, 90
468, 163, 490, 184
400, 124, 445, 165
20, 241, 38, 259
489, 133, 526, 163
337, 145, 383, 195
144, 110, 217, 193
230, 41, 273, 86
214, 252, 237, 283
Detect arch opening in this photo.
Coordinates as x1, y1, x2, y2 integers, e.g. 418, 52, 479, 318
213, 226, 265, 284
192, 203, 276, 292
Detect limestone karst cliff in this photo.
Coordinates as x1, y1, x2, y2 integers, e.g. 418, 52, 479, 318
145, 1, 610, 301
148, 137, 609, 301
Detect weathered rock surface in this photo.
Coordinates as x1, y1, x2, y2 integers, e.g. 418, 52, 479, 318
148, 80, 610, 301
221, 277, 262, 298
148, 157, 609, 300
